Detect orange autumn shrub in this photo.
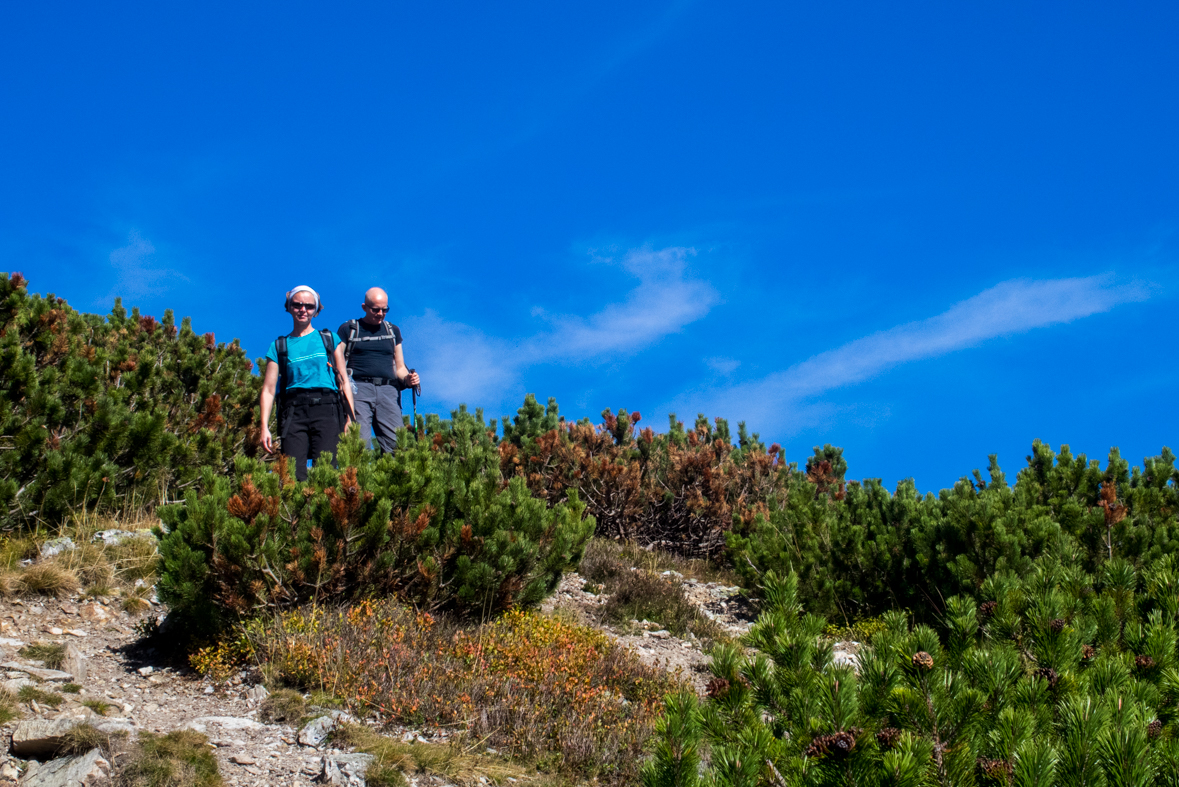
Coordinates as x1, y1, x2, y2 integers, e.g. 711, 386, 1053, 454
249, 599, 681, 784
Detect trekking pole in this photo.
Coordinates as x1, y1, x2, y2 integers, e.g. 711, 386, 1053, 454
409, 367, 420, 436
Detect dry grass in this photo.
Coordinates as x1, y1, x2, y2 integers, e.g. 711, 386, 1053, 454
259, 689, 306, 723
330, 722, 532, 787
581, 538, 739, 586
60, 722, 125, 755
0, 690, 18, 725
581, 540, 725, 641
0, 513, 160, 602
598, 570, 724, 641
15, 561, 80, 597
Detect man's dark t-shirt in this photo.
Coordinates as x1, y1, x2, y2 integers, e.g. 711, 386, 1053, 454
337, 320, 403, 379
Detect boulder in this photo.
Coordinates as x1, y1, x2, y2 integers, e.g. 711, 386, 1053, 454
1, 662, 75, 682
10, 719, 84, 758
319, 753, 375, 786
38, 539, 75, 559
19, 748, 109, 787
61, 644, 87, 684
92, 529, 155, 548
298, 711, 352, 748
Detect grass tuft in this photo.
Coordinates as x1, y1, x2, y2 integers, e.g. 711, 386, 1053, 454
18, 684, 64, 708
61, 722, 124, 755
16, 561, 80, 597
114, 729, 222, 787
19, 641, 67, 669
598, 569, 724, 641
82, 698, 113, 716
0, 689, 19, 724
259, 689, 305, 723
62, 682, 83, 694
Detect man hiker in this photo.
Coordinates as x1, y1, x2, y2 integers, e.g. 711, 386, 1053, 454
337, 287, 420, 453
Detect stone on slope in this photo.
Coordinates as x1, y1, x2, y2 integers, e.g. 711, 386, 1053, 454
61, 644, 87, 684
0, 662, 75, 682
298, 711, 353, 748
320, 753, 375, 786
19, 748, 110, 787
11, 719, 86, 758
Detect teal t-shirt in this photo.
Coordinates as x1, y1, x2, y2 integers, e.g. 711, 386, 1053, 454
266, 331, 342, 391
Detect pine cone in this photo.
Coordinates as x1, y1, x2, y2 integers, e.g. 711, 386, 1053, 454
912, 651, 934, 671
706, 677, 731, 698
1049, 618, 1066, 634
1033, 666, 1059, 689
1081, 644, 1096, 660
876, 727, 901, 751
976, 758, 1014, 784
1135, 654, 1157, 671
804, 730, 858, 760
978, 600, 997, 619
1148, 720, 1164, 740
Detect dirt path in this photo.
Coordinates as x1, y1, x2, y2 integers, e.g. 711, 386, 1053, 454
540, 570, 756, 693
0, 596, 459, 787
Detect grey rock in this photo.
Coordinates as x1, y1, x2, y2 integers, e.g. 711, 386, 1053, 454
19, 748, 110, 787
4, 677, 37, 693
182, 716, 266, 733
298, 711, 353, 748
11, 718, 85, 758
319, 752, 375, 786
92, 529, 155, 547
38, 538, 76, 558
229, 754, 256, 765
136, 666, 153, 676
1, 662, 75, 682
61, 643, 87, 684
245, 685, 269, 701
646, 630, 671, 639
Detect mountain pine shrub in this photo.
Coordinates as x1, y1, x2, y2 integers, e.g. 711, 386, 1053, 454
644, 561, 1179, 787
728, 444, 1179, 622
0, 272, 261, 528
157, 407, 595, 633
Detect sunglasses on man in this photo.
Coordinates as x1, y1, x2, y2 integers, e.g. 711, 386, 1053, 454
366, 306, 389, 313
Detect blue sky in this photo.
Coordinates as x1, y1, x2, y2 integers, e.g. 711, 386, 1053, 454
3, 1, 1177, 492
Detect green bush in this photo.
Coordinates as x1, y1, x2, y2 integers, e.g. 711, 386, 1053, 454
0, 272, 262, 529
728, 444, 1179, 622
157, 407, 595, 634
644, 561, 1179, 787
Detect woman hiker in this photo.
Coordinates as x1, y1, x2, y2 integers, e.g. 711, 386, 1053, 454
259, 285, 356, 480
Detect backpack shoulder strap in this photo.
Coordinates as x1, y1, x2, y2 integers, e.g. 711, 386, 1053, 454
276, 335, 289, 398
344, 319, 359, 365
318, 328, 337, 371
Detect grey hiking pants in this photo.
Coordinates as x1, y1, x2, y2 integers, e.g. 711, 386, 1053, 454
353, 379, 403, 454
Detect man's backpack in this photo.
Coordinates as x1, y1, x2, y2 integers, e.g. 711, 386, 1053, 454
275, 328, 340, 436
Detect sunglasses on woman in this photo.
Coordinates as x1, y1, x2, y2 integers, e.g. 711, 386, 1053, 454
290, 302, 316, 311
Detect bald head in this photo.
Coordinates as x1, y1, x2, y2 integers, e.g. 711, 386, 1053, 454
361, 288, 390, 325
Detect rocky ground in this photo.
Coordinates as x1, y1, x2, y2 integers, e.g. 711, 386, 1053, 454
540, 570, 757, 693
0, 595, 465, 787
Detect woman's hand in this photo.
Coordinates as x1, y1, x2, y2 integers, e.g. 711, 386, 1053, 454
261, 425, 275, 454
404, 370, 421, 387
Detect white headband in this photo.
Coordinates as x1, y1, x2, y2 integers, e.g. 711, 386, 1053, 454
285, 285, 321, 315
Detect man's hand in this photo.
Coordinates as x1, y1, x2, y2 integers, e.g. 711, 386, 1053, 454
261, 426, 276, 454
403, 371, 420, 388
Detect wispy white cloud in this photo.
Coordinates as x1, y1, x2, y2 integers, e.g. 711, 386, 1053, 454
100, 231, 188, 305
665, 275, 1151, 433
404, 246, 717, 406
